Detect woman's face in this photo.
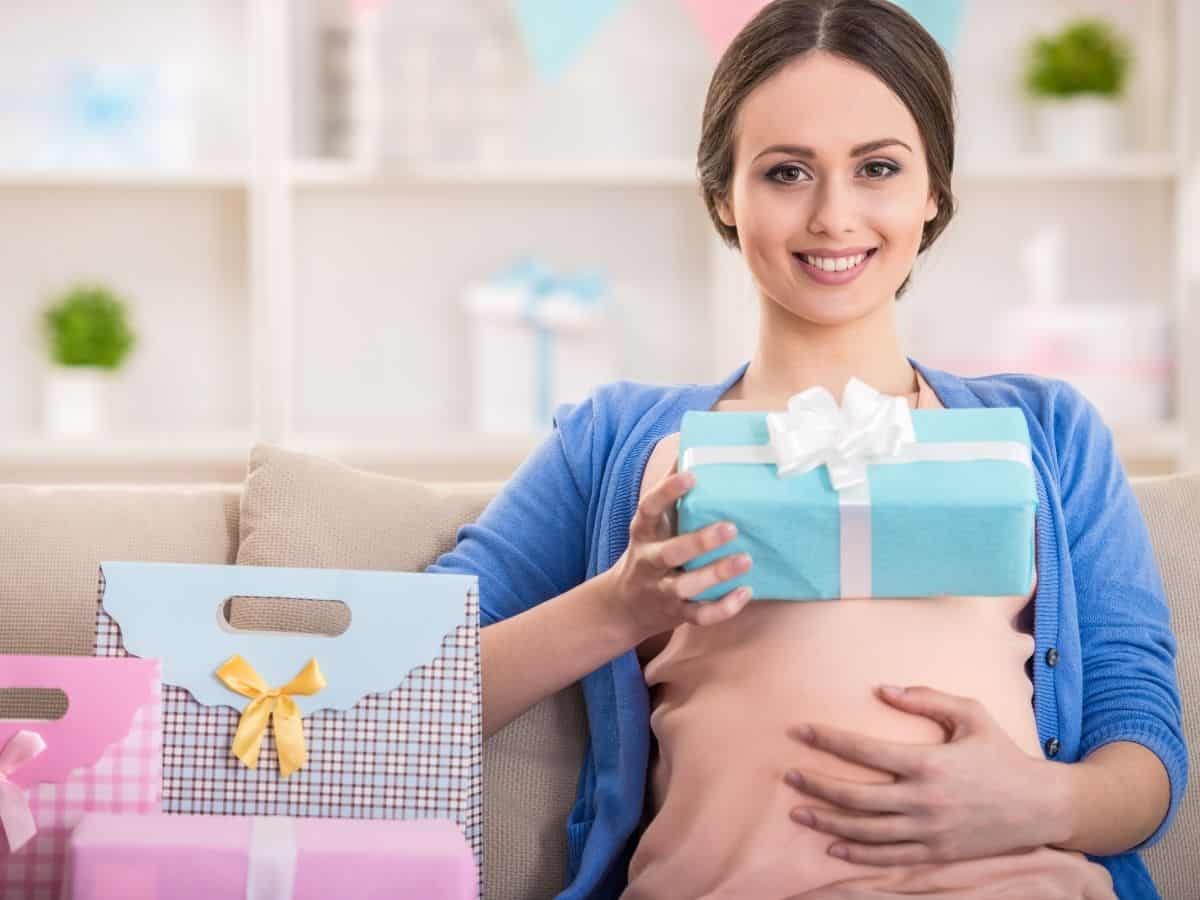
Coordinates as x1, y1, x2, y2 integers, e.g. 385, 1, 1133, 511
717, 51, 939, 327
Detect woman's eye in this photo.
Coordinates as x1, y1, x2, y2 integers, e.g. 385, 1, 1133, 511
861, 160, 900, 179
768, 164, 806, 184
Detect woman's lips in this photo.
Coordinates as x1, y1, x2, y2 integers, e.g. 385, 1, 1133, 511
793, 248, 877, 285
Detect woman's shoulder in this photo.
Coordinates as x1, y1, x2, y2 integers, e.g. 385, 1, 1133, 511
924, 366, 1117, 502
578, 377, 725, 424
921, 366, 1106, 445
556, 377, 727, 461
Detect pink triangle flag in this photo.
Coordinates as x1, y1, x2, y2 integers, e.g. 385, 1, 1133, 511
680, 0, 771, 57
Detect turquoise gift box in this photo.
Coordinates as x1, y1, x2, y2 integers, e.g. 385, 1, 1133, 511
677, 404, 1038, 601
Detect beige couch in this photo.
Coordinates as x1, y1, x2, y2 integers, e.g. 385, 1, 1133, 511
1, 452, 1197, 899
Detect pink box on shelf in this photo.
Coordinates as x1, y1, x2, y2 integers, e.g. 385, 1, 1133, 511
64, 813, 477, 900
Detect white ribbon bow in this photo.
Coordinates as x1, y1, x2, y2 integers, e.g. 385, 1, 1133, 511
765, 377, 916, 490
0, 729, 47, 853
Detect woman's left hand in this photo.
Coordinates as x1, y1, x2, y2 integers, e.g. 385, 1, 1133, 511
784, 685, 1068, 866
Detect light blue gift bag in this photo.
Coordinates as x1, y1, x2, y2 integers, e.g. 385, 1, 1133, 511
94, 561, 482, 873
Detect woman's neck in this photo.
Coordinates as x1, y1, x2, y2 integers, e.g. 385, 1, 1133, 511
729, 296, 915, 406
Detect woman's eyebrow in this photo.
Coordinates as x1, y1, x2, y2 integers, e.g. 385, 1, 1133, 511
752, 138, 913, 161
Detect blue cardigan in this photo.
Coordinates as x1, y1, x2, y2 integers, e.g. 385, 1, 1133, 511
430, 361, 1187, 900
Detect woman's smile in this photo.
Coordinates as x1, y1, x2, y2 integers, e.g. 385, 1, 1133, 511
793, 246, 879, 285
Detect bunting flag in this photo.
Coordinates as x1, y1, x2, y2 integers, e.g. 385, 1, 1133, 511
512, 0, 625, 82
893, 0, 966, 55
510, 0, 965, 83
680, 0, 966, 58
679, 0, 771, 57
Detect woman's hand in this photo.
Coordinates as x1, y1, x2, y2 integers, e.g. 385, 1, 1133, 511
787, 847, 1115, 899
604, 463, 753, 642
784, 685, 1069, 866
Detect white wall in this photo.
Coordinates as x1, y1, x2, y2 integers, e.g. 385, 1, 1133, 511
0, 0, 1193, 481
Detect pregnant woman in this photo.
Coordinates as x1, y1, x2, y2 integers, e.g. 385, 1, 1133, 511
431, 2, 1186, 897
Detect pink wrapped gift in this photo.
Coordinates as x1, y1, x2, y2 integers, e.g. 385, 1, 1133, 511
0, 656, 161, 900
64, 813, 477, 900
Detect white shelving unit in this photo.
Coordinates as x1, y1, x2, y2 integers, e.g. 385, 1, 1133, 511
0, 169, 250, 189
0, 0, 1195, 483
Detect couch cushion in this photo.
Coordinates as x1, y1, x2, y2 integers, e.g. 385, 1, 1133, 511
235, 443, 587, 900
0, 483, 239, 718
1131, 474, 1200, 898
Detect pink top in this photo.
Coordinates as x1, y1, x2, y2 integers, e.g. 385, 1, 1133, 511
624, 377, 1042, 899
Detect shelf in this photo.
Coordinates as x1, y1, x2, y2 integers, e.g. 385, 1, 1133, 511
289, 158, 699, 189
0, 431, 541, 471
956, 153, 1182, 181
0, 167, 250, 190
0, 432, 257, 467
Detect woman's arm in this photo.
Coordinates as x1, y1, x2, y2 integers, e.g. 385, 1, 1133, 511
428, 397, 601, 736
1053, 741, 1170, 855
479, 571, 635, 737
1050, 385, 1187, 850
431, 392, 750, 738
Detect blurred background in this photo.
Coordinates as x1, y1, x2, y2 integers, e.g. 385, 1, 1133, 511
0, 0, 1196, 484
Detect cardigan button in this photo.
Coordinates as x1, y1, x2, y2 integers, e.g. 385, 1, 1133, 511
1045, 737, 1061, 758
1045, 647, 1060, 668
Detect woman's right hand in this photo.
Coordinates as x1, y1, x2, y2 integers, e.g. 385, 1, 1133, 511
604, 463, 753, 642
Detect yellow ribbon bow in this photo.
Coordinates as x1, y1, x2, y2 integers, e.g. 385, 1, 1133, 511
215, 655, 326, 778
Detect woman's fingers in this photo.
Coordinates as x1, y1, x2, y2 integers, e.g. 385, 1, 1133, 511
654, 521, 739, 570
630, 470, 695, 542
624, 462, 755, 628
666, 549, 751, 598
664, 460, 682, 535
680, 584, 753, 627
784, 769, 911, 814
790, 807, 919, 845
788, 724, 925, 778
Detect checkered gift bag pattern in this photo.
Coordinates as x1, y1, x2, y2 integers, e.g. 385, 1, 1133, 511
94, 570, 483, 870
0, 674, 161, 900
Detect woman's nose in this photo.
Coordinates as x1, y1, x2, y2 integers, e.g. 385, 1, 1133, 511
806, 178, 857, 236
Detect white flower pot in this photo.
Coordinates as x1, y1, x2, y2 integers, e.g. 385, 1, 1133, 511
1033, 96, 1124, 160
43, 367, 115, 437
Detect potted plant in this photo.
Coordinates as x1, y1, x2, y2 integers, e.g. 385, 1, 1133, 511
1023, 18, 1132, 159
40, 283, 137, 437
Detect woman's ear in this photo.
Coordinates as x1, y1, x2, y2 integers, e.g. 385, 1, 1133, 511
716, 191, 736, 229
924, 192, 938, 223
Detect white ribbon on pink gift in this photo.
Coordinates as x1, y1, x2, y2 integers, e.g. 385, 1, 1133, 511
0, 729, 47, 853
247, 816, 298, 900
681, 378, 1033, 598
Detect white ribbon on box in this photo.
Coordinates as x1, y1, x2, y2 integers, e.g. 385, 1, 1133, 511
247, 816, 298, 900
680, 378, 1033, 598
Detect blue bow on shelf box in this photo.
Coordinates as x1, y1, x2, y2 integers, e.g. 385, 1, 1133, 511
462, 258, 617, 435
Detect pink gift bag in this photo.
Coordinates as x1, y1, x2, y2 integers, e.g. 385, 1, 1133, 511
0, 656, 161, 900
65, 812, 478, 900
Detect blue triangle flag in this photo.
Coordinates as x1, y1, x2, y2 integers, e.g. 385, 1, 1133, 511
513, 0, 624, 82
894, 0, 966, 55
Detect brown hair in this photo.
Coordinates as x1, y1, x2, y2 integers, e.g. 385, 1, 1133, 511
697, 0, 957, 296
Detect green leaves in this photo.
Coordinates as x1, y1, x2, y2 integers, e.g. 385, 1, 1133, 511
42, 284, 137, 369
1024, 19, 1131, 99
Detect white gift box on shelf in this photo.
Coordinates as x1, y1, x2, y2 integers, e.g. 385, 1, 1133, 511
922, 303, 1172, 426
462, 259, 617, 436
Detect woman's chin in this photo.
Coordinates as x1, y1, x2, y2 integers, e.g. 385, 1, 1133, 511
772, 293, 883, 328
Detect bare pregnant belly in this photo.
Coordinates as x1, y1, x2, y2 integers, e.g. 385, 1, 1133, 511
624, 595, 1043, 900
